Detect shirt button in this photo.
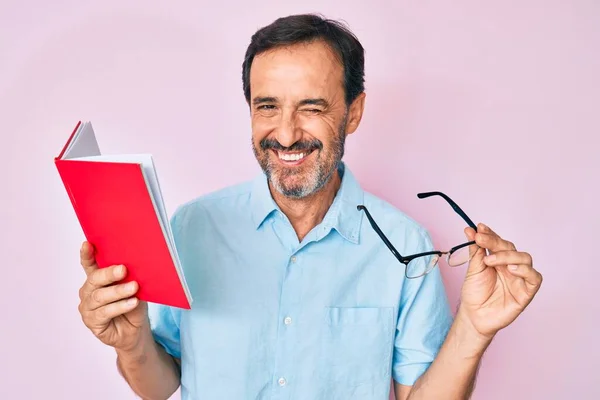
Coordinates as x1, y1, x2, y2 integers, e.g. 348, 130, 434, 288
284, 316, 292, 325
290, 256, 297, 263
278, 377, 286, 386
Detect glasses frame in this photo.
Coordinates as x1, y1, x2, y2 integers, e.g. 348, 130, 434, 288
357, 191, 479, 279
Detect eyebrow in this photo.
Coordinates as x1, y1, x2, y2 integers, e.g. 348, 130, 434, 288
252, 96, 277, 105
252, 97, 330, 108
298, 98, 329, 107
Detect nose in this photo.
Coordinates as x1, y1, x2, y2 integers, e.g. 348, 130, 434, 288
275, 110, 302, 148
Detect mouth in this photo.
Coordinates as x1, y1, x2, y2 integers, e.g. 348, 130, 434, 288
272, 149, 315, 166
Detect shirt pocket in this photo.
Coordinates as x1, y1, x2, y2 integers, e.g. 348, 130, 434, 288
319, 306, 395, 386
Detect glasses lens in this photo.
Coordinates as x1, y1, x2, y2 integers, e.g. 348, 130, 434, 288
406, 254, 440, 279
448, 243, 477, 267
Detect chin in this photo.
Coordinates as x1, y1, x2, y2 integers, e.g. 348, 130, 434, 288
271, 176, 313, 198
275, 172, 333, 199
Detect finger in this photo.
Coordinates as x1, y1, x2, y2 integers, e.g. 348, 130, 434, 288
80, 241, 98, 275
80, 264, 127, 299
464, 227, 488, 274
90, 297, 140, 326
477, 223, 497, 235
464, 227, 483, 259
478, 224, 505, 244
478, 223, 516, 250
464, 227, 476, 241
483, 251, 533, 268
505, 263, 543, 292
475, 231, 516, 253
86, 281, 139, 311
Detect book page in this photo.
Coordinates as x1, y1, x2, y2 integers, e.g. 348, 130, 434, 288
63, 121, 101, 159
136, 156, 193, 303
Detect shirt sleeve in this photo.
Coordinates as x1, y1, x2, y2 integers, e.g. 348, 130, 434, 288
148, 302, 182, 359
147, 208, 185, 359
391, 228, 454, 386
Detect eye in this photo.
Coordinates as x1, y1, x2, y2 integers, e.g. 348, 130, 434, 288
257, 105, 276, 110
302, 108, 322, 114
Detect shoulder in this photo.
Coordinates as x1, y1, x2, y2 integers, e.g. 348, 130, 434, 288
360, 191, 433, 250
170, 179, 254, 224
361, 191, 427, 234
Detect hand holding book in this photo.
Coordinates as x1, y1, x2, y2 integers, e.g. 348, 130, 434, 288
78, 241, 150, 352
55, 121, 192, 309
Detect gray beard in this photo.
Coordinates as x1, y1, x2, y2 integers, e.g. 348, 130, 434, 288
253, 115, 347, 199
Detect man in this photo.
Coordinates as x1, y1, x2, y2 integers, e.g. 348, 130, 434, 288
76, 14, 542, 400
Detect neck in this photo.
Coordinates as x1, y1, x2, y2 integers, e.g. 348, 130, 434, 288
270, 170, 342, 242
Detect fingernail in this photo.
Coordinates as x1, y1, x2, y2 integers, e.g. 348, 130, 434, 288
114, 265, 124, 277
485, 255, 496, 263
127, 281, 137, 292
509, 264, 518, 271
127, 297, 138, 306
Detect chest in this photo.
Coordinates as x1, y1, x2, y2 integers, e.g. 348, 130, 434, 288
175, 219, 407, 396
180, 218, 405, 316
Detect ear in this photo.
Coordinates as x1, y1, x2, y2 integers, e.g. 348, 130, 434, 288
344, 92, 366, 135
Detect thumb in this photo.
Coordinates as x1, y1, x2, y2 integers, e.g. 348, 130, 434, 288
80, 241, 98, 276
464, 226, 476, 242
464, 227, 487, 275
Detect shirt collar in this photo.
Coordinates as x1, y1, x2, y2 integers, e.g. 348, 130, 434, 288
250, 162, 365, 244
250, 170, 279, 230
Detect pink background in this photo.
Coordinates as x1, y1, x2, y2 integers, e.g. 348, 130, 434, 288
1, 1, 598, 399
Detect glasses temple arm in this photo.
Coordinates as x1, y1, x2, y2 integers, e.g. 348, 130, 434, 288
417, 192, 478, 230
357, 205, 406, 262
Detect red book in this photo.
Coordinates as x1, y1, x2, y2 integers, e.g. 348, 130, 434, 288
55, 121, 192, 309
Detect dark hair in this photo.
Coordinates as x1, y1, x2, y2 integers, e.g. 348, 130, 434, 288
242, 13, 365, 106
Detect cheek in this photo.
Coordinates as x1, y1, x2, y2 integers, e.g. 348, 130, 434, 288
298, 116, 338, 142
251, 117, 273, 143
252, 113, 270, 127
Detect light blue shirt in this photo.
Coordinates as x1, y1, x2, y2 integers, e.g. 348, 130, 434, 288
149, 162, 453, 400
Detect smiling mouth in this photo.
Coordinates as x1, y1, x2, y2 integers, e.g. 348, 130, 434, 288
278, 151, 309, 161
270, 149, 317, 165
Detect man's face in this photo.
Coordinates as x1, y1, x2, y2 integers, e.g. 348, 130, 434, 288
249, 40, 359, 199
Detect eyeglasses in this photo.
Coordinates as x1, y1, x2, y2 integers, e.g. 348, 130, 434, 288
357, 192, 479, 279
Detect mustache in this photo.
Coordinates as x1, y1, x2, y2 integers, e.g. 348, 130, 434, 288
260, 138, 323, 152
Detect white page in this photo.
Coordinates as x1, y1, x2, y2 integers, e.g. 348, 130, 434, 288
63, 121, 101, 159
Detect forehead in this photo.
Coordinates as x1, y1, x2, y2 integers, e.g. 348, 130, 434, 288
249, 40, 344, 99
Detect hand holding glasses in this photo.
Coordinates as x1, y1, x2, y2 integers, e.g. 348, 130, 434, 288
358, 192, 480, 279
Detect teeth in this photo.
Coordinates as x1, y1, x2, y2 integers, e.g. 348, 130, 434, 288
279, 152, 305, 161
